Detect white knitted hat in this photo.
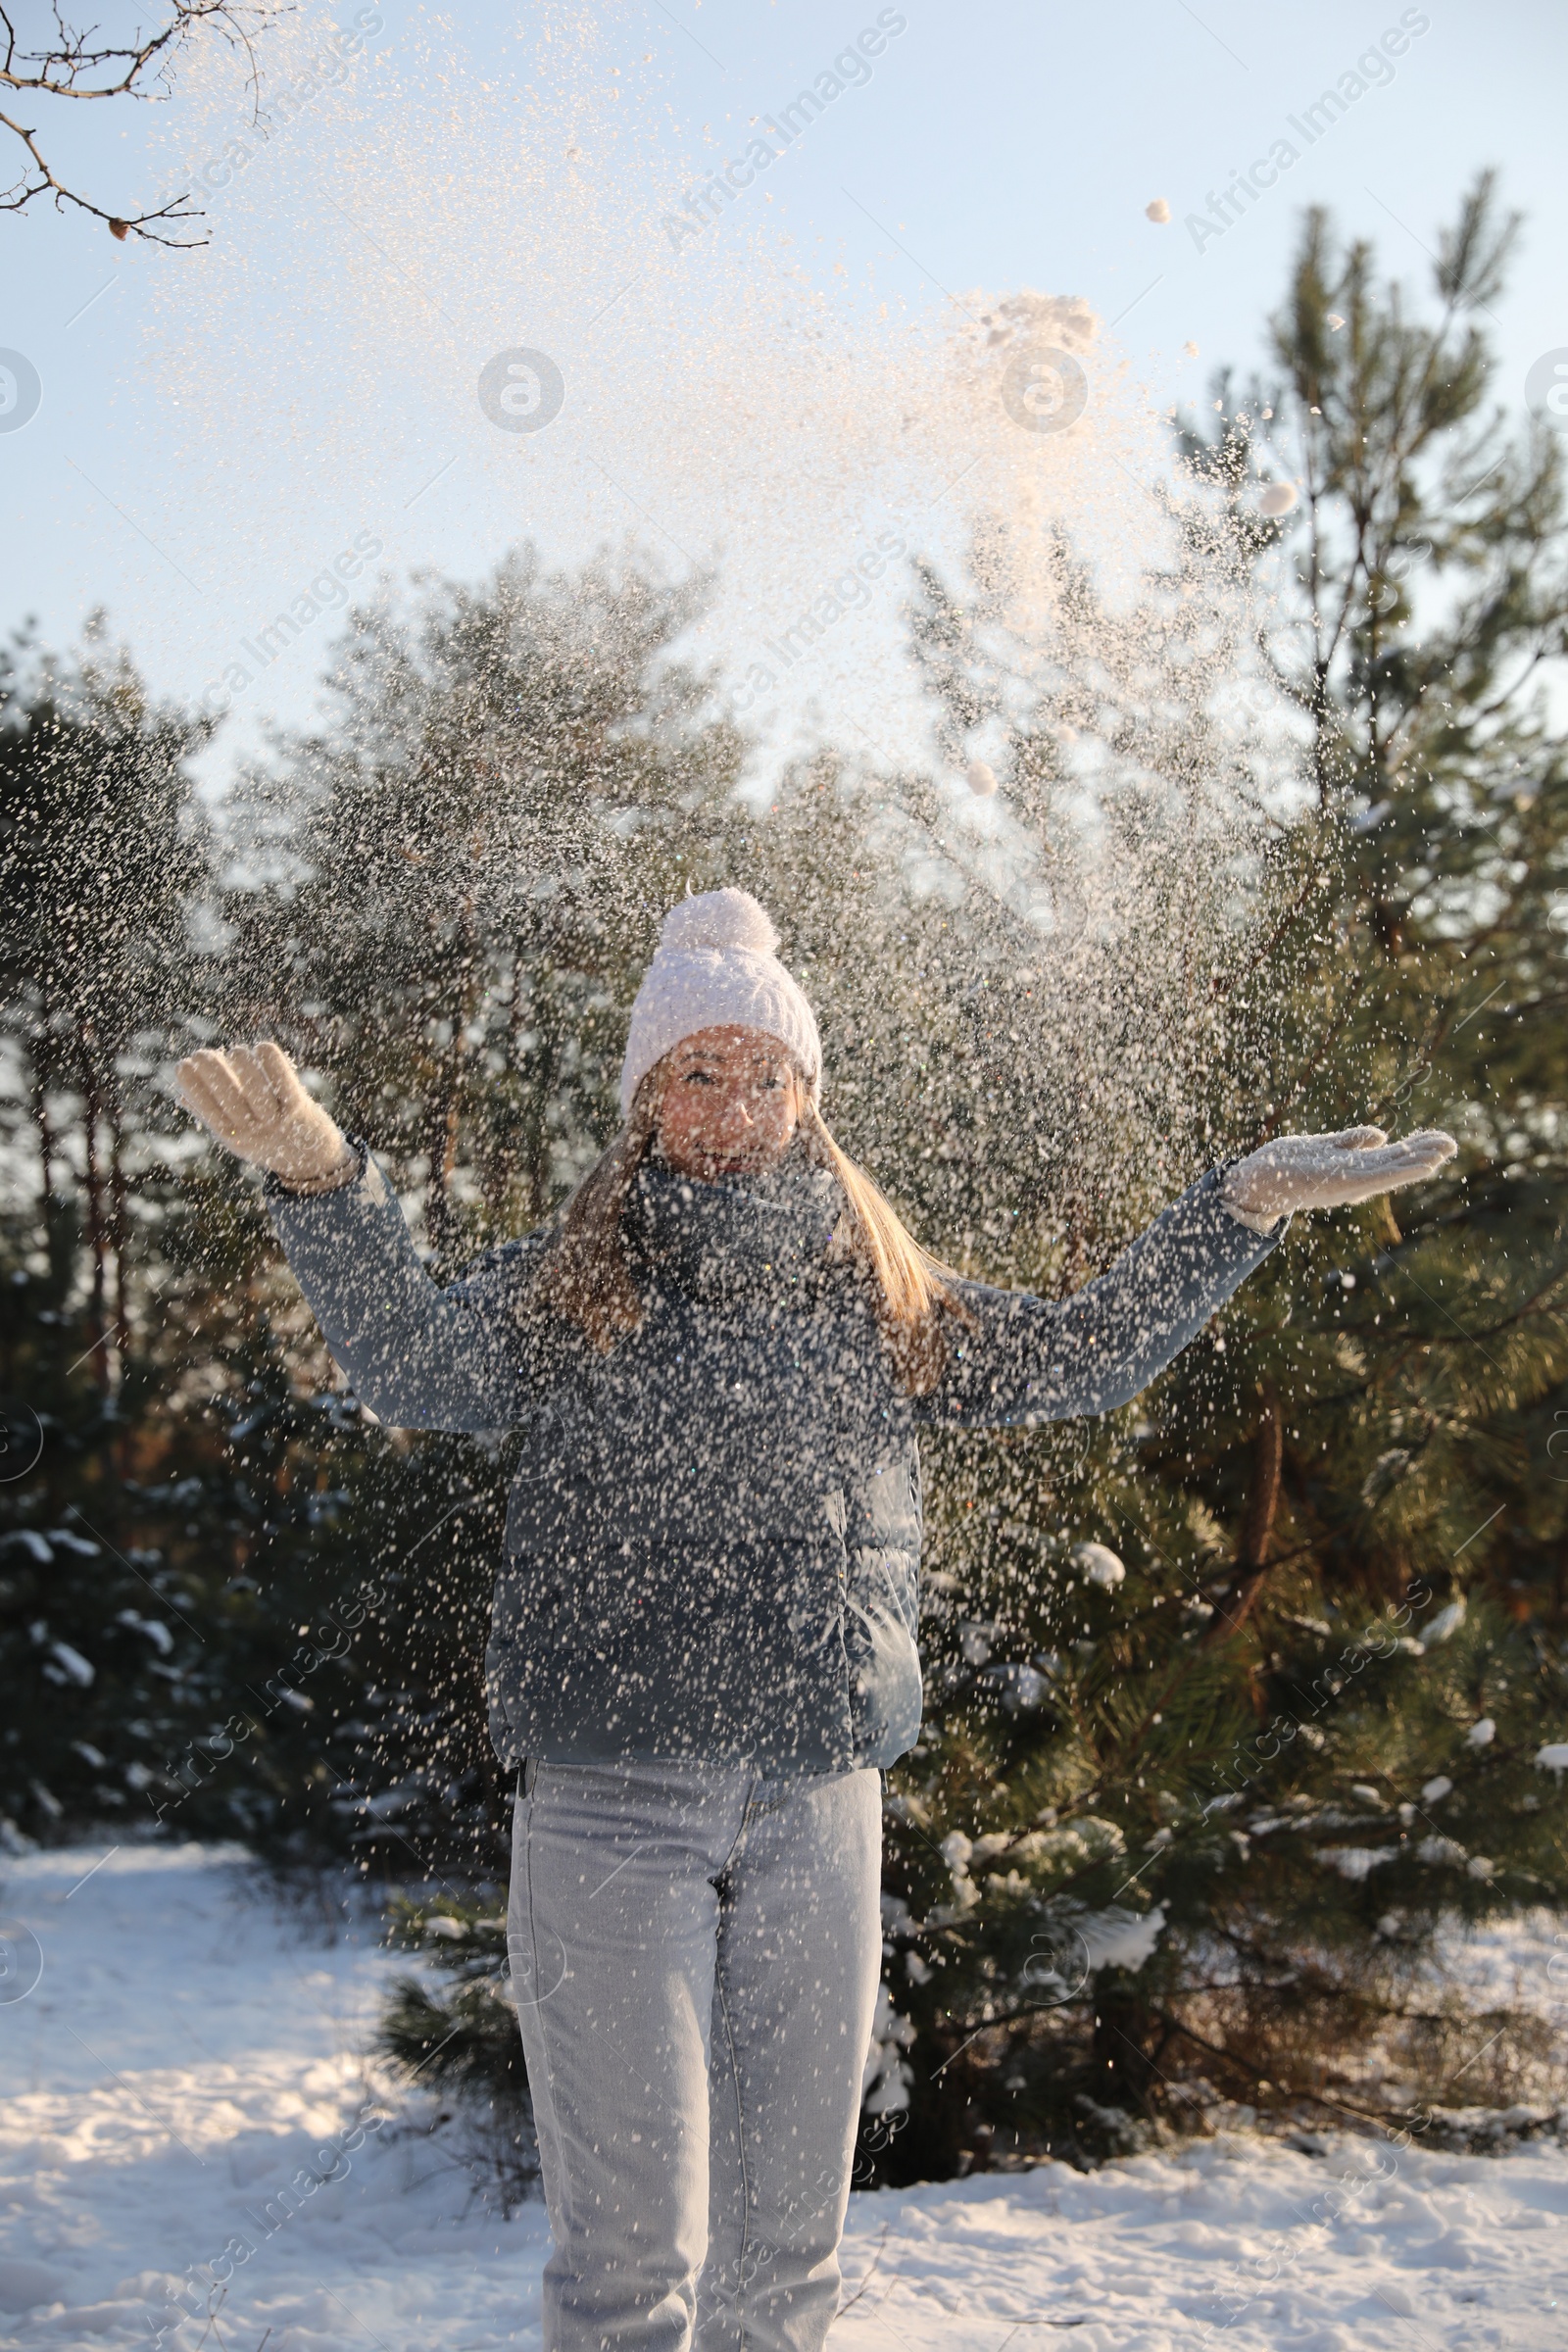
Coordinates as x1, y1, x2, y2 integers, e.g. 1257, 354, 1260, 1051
619, 889, 821, 1116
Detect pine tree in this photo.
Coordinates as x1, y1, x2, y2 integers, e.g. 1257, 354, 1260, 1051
0, 626, 224, 1839
220, 550, 753, 1265
869, 176, 1568, 2177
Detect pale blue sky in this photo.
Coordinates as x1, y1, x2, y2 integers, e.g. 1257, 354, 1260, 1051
2, 0, 1564, 776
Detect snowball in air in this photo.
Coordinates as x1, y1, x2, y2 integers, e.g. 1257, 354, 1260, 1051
1071, 1542, 1126, 1589
1257, 482, 1298, 516
1465, 1717, 1495, 1747
1146, 198, 1171, 224
966, 760, 998, 798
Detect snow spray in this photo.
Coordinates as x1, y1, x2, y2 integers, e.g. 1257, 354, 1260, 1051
141, 0, 1295, 1223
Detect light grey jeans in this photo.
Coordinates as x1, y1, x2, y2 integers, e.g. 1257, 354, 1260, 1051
507, 1758, 883, 2352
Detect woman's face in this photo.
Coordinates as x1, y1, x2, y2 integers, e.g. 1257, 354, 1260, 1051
654, 1025, 803, 1181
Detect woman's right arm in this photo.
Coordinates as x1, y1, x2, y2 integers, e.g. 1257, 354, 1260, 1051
177, 1042, 544, 1433
265, 1144, 547, 1432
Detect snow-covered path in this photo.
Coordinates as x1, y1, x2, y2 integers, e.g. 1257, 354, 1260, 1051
0, 1841, 1564, 2351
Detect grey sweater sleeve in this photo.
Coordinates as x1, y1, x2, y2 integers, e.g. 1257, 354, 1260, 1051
266, 1142, 547, 1433
918, 1169, 1285, 1430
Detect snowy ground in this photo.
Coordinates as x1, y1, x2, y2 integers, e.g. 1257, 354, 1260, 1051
1, 1841, 1565, 2352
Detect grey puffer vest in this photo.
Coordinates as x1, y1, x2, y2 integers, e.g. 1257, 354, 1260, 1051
269, 1146, 1281, 1772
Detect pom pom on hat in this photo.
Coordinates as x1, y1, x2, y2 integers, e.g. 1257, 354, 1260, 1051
658, 889, 779, 956
619, 887, 821, 1116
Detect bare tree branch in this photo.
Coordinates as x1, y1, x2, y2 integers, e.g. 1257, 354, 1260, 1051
0, 2, 286, 246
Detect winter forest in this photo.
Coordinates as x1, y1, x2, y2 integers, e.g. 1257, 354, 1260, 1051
2, 5, 1567, 2348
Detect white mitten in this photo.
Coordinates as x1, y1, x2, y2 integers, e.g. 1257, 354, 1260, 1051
1221, 1125, 1457, 1235
177, 1043, 358, 1193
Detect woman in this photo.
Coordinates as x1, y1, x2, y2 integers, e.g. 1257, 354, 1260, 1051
178, 887, 1453, 2352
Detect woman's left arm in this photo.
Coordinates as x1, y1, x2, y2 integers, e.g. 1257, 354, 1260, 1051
918, 1168, 1278, 1430
918, 1125, 1456, 1430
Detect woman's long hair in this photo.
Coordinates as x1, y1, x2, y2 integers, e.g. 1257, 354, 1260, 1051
536, 1064, 968, 1394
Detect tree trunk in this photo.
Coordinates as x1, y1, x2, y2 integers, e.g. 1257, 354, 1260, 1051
422, 922, 481, 1262
107, 1095, 130, 1479
79, 1035, 111, 1393
421, 1040, 466, 1261
524, 1039, 561, 1225
30, 1054, 56, 1223
1203, 1381, 1283, 1646
109, 1095, 128, 1363
520, 957, 562, 1227
1092, 1992, 1167, 2111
